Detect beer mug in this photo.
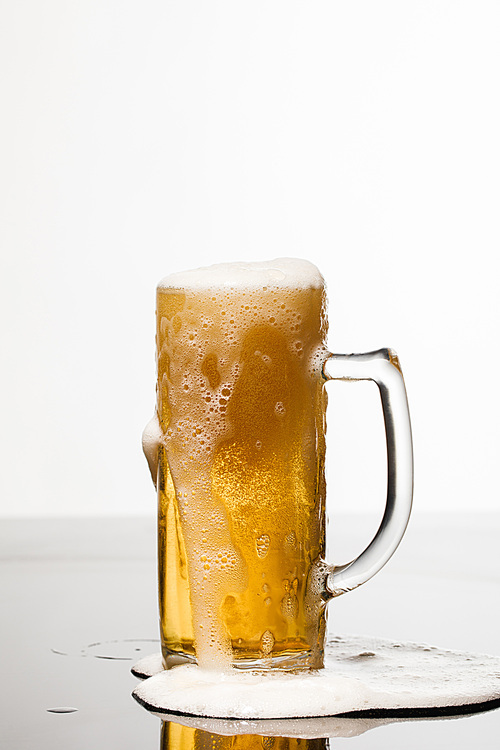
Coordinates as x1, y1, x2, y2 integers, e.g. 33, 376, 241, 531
143, 259, 413, 671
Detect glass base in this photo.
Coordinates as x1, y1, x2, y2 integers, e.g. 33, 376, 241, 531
162, 648, 323, 672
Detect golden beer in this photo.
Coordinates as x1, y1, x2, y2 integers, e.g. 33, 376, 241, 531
154, 260, 330, 669
161, 721, 327, 750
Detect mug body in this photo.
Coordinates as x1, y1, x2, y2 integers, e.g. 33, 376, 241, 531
156, 264, 329, 669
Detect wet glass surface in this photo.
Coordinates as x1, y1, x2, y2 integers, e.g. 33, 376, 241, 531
1, 514, 499, 749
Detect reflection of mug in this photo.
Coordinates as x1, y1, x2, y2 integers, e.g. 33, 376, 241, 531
161, 721, 327, 750
143, 259, 413, 670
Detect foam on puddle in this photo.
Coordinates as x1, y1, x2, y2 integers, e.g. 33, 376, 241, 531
132, 634, 500, 721
158, 258, 325, 291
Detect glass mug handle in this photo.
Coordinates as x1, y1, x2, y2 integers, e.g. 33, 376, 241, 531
320, 348, 413, 598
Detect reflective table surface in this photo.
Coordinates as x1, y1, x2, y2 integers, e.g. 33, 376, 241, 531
1, 513, 499, 749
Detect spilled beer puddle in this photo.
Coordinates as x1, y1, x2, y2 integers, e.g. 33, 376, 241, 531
51, 638, 160, 661
132, 634, 500, 722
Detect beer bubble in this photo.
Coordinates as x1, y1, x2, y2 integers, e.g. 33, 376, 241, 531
255, 440, 262, 450
264, 597, 272, 606
260, 630, 275, 655
281, 591, 299, 619
255, 534, 270, 559
274, 402, 286, 416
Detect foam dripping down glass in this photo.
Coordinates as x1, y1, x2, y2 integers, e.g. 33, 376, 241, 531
143, 259, 413, 671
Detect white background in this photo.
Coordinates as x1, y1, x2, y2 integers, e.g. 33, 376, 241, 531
1, 1, 499, 517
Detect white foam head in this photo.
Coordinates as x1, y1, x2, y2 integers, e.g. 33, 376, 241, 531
158, 258, 324, 291
133, 634, 500, 726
